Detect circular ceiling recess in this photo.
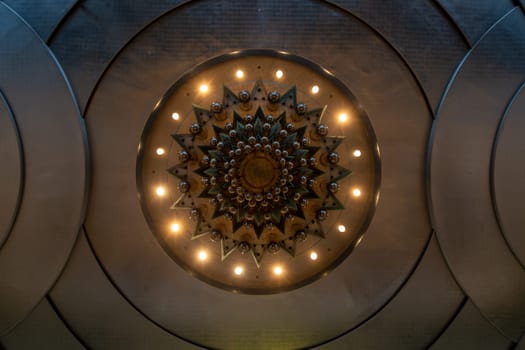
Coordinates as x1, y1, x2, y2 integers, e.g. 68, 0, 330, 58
137, 50, 380, 294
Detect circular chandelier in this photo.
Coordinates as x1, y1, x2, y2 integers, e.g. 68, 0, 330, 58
138, 50, 380, 294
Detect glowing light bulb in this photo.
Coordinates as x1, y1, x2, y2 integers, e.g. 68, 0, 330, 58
275, 70, 284, 79
273, 266, 283, 275
199, 84, 209, 93
338, 225, 346, 233
156, 148, 165, 156
338, 113, 348, 122
353, 149, 362, 157
198, 250, 208, 261
170, 223, 180, 233
311, 85, 320, 94
236, 70, 244, 79
310, 252, 318, 261
155, 186, 166, 197
352, 188, 362, 197
234, 266, 244, 275
172, 112, 180, 121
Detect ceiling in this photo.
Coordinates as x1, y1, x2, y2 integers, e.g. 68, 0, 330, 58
0, 0, 524, 349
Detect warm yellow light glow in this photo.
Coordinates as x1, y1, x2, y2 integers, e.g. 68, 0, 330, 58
273, 266, 283, 275
172, 112, 180, 121
275, 70, 284, 79
236, 69, 244, 79
310, 252, 318, 261
338, 113, 348, 122
338, 225, 346, 233
170, 223, 180, 233
234, 266, 244, 275
353, 149, 362, 157
199, 84, 209, 93
198, 250, 208, 261
352, 188, 362, 197
311, 85, 320, 94
155, 186, 166, 197
156, 148, 165, 156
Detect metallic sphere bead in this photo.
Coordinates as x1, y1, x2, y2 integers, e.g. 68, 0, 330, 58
224, 174, 230, 182
237, 141, 245, 149
266, 192, 273, 200
279, 158, 286, 167
261, 136, 269, 144
178, 150, 190, 162
295, 230, 307, 242
190, 208, 200, 219
286, 123, 295, 131
216, 142, 224, 150
216, 193, 224, 201
293, 141, 301, 149
301, 137, 309, 146
300, 176, 308, 184
317, 209, 328, 221
236, 186, 244, 195
309, 157, 317, 166
248, 200, 256, 208
225, 122, 233, 131
268, 91, 280, 103
178, 181, 190, 193
308, 179, 316, 187
287, 161, 294, 169
229, 206, 237, 214
209, 176, 217, 185
328, 182, 340, 193
228, 186, 236, 194
210, 101, 223, 113
281, 168, 289, 176
274, 187, 281, 194
248, 136, 257, 145
210, 137, 218, 146
210, 158, 217, 167
201, 177, 210, 185
238, 90, 251, 102
266, 115, 274, 123
228, 168, 235, 176
264, 144, 272, 152
299, 158, 307, 167
246, 124, 254, 132
287, 175, 294, 182
237, 195, 244, 203
255, 193, 264, 202
238, 241, 251, 254
210, 229, 222, 242
246, 213, 254, 221
255, 143, 263, 151
329, 152, 340, 164
229, 159, 237, 167
273, 195, 280, 202
224, 162, 230, 169
244, 145, 252, 153
300, 199, 308, 208
280, 207, 289, 214
279, 129, 288, 138
228, 150, 235, 158
231, 178, 239, 186
316, 124, 329, 136
282, 150, 289, 157
263, 123, 271, 131
235, 148, 242, 156
280, 178, 287, 186
201, 156, 210, 165
293, 193, 301, 201
282, 186, 289, 194
189, 123, 201, 134
296, 103, 308, 115
264, 213, 272, 221
245, 192, 253, 200
274, 149, 282, 157
272, 141, 280, 149
261, 200, 269, 207
229, 129, 237, 138
245, 115, 253, 123
267, 242, 280, 254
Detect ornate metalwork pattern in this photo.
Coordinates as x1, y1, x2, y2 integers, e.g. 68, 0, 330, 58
138, 51, 379, 293
169, 82, 351, 266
